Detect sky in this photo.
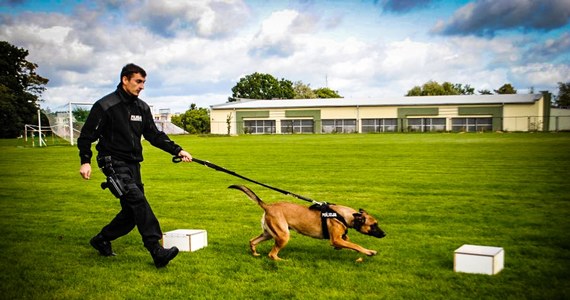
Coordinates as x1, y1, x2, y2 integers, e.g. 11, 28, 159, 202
1, 0, 569, 113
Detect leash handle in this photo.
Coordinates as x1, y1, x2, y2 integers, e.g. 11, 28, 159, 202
172, 156, 208, 166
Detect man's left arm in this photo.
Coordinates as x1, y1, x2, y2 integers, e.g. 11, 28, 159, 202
142, 107, 192, 162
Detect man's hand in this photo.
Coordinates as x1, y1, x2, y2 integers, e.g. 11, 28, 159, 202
80, 163, 92, 180
177, 150, 193, 162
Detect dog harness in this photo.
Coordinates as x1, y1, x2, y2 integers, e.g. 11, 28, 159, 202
310, 204, 349, 239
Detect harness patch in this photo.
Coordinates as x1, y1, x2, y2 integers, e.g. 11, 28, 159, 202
322, 212, 337, 218
310, 203, 348, 239
130, 115, 142, 122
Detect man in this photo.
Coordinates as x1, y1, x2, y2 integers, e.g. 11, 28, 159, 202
78, 63, 192, 268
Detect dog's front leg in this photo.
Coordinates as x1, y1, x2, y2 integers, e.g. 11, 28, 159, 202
329, 225, 377, 256
330, 235, 377, 256
334, 234, 350, 250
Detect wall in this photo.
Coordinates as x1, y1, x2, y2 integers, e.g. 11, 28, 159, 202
550, 108, 570, 131
209, 95, 549, 134
210, 109, 235, 135
503, 103, 539, 131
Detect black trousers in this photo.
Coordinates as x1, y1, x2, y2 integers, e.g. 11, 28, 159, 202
97, 157, 162, 250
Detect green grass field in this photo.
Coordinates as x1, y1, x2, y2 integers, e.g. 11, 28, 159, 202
1, 133, 569, 299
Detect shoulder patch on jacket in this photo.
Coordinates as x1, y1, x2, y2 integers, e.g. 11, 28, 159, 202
98, 93, 122, 111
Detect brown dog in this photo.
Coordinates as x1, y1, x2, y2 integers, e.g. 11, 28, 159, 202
229, 184, 386, 260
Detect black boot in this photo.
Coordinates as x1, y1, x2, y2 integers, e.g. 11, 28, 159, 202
150, 245, 179, 268
90, 234, 116, 256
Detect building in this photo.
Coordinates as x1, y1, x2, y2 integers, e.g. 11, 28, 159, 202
550, 107, 570, 131
209, 93, 570, 135
153, 108, 186, 134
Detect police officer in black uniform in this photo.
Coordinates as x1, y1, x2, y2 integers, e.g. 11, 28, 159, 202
78, 63, 192, 268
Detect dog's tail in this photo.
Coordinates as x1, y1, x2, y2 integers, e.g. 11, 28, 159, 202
228, 184, 266, 208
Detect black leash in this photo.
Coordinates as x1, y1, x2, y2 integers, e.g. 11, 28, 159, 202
173, 156, 325, 205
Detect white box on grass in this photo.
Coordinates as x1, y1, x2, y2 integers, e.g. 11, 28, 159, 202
454, 244, 504, 275
162, 229, 207, 252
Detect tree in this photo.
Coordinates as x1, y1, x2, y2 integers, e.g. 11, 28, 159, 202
293, 81, 316, 99
72, 107, 90, 123
314, 87, 342, 98
0, 41, 49, 138
406, 80, 473, 96
171, 103, 210, 134
478, 89, 493, 95
494, 83, 517, 94
226, 112, 232, 135
453, 83, 475, 95
555, 82, 570, 107
406, 80, 475, 96
230, 72, 294, 101
407, 86, 422, 96
422, 81, 446, 95
441, 82, 460, 95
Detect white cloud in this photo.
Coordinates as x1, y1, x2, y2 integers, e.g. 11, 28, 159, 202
128, 0, 250, 38
249, 9, 300, 57
1, 0, 568, 112
511, 63, 570, 88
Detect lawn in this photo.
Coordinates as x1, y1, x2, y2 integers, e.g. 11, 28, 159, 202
0, 133, 569, 299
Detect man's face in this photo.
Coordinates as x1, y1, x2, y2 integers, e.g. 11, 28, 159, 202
122, 73, 146, 97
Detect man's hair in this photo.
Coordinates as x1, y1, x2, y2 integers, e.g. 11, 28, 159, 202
120, 63, 146, 80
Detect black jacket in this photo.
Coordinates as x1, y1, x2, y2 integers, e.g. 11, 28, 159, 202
78, 85, 182, 164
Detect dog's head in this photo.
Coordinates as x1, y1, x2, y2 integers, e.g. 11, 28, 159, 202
352, 209, 386, 238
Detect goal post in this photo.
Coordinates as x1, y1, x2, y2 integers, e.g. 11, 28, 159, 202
35, 101, 94, 146
22, 101, 94, 147
68, 102, 93, 145
34, 101, 165, 146
24, 124, 48, 147
68, 102, 94, 145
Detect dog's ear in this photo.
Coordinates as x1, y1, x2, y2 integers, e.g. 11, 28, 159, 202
358, 208, 368, 214
353, 212, 365, 229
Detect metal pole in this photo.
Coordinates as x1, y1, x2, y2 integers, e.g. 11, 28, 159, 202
69, 102, 74, 145
38, 108, 41, 146
38, 106, 46, 147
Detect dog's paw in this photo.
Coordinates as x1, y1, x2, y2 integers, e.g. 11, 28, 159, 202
366, 250, 377, 256
269, 255, 283, 261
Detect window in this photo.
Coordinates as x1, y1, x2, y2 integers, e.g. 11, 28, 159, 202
322, 119, 357, 133
243, 120, 276, 134
362, 118, 398, 133
407, 118, 446, 132
281, 119, 314, 133
452, 118, 492, 132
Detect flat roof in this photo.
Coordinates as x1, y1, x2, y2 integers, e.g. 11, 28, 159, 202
211, 94, 542, 110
